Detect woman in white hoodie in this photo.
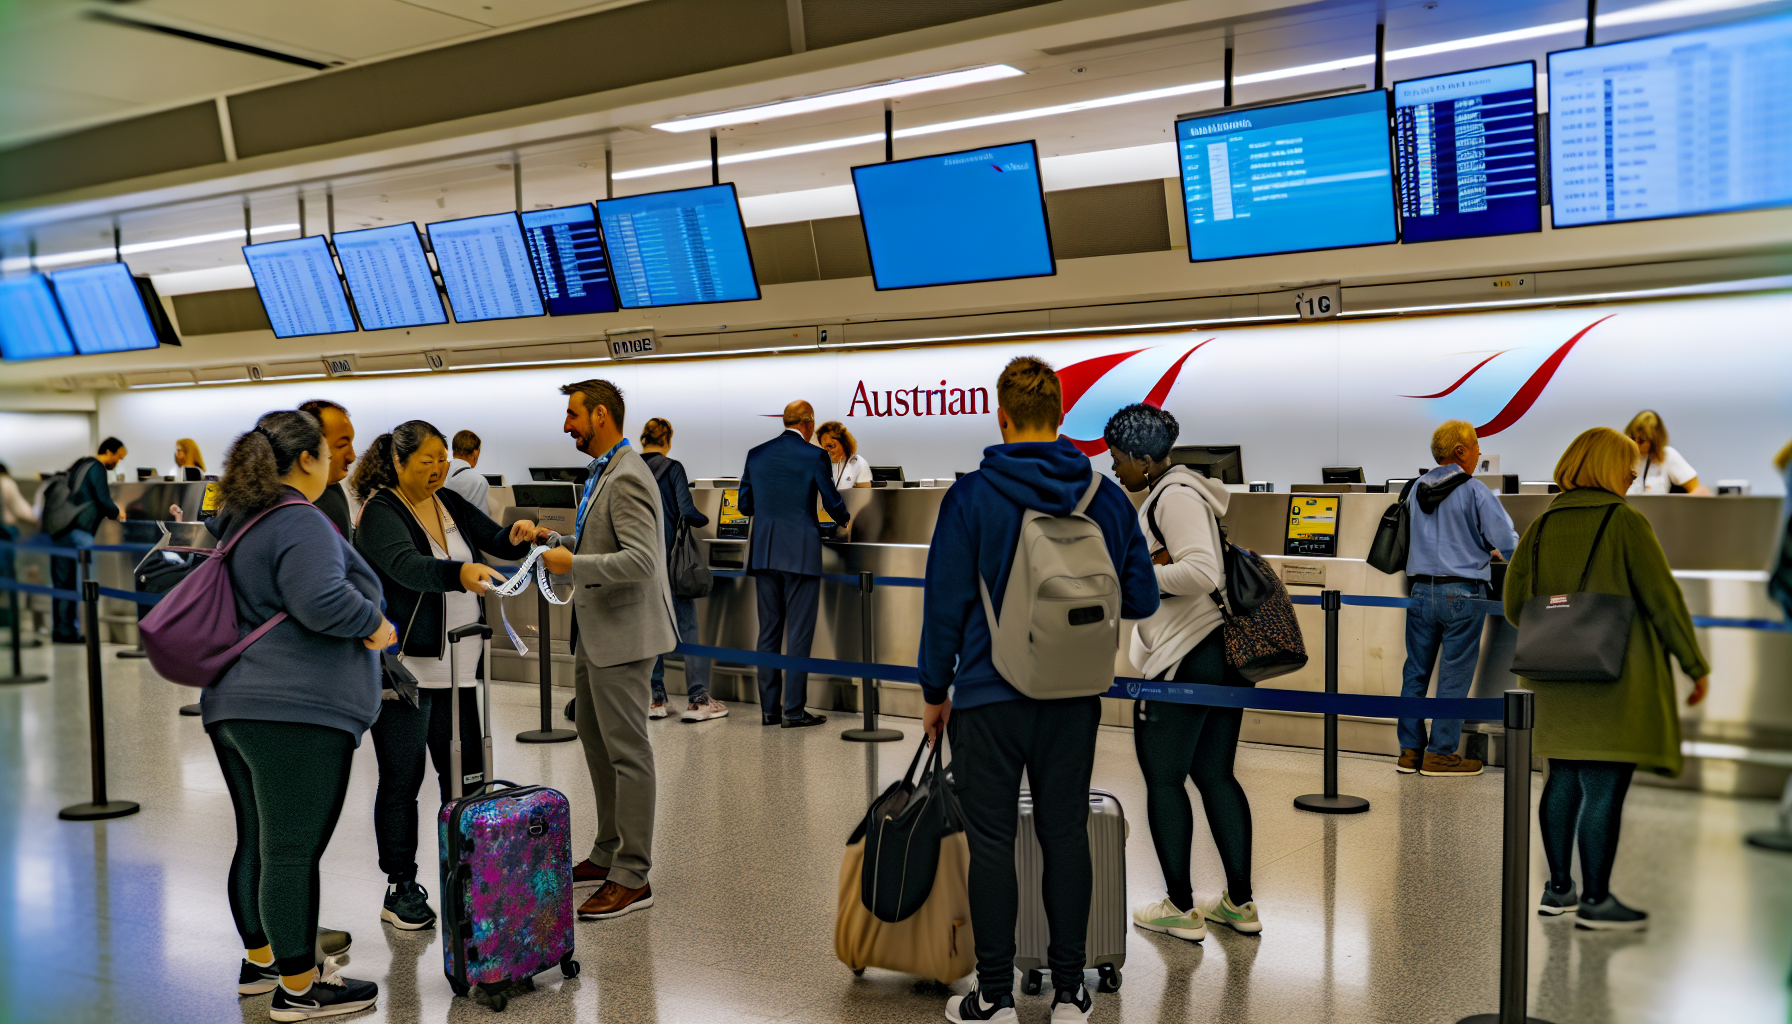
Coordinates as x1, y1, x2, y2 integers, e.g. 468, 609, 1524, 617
1104, 404, 1262, 944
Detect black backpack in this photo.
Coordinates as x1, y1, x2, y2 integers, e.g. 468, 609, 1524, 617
1367, 475, 1421, 575
40, 457, 96, 537
647, 455, 713, 599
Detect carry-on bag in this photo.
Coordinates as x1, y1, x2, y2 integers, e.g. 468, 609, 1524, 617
1367, 476, 1420, 574
1014, 789, 1128, 995
1509, 505, 1635, 682
437, 623, 580, 1012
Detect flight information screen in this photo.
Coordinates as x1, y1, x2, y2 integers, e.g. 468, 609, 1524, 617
331, 224, 447, 330
48, 262, 161, 354
1549, 12, 1792, 227
596, 184, 760, 308
520, 204, 619, 316
1395, 62, 1541, 242
1177, 90, 1398, 261
242, 235, 359, 338
0, 274, 76, 361
425, 212, 545, 323
852, 140, 1055, 290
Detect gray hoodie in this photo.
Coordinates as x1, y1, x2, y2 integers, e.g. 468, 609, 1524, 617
1130, 466, 1231, 681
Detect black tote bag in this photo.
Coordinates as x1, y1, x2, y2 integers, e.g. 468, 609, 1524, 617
1367, 477, 1419, 575
1510, 505, 1635, 682
851, 738, 964, 924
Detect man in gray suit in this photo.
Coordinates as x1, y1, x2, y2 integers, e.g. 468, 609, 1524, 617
537, 379, 678, 921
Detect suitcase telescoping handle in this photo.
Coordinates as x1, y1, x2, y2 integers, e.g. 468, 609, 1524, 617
446, 623, 493, 801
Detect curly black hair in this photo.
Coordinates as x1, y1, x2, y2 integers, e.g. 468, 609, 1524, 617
1102, 403, 1179, 463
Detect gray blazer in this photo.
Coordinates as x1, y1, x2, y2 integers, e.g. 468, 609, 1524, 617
566, 445, 679, 668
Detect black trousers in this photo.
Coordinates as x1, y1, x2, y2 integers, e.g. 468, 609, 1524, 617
369, 687, 484, 882
754, 570, 819, 720
949, 695, 1101, 997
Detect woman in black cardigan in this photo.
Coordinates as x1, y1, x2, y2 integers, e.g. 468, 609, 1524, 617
350, 419, 534, 931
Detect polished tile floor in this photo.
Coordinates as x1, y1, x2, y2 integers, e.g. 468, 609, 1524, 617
2, 639, 1789, 1024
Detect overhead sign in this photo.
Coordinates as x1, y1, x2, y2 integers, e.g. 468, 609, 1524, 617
607, 327, 656, 359
1292, 284, 1341, 319
322, 353, 359, 377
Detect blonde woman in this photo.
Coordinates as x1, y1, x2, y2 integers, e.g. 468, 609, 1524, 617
173, 438, 206, 481
816, 421, 872, 488
1505, 427, 1708, 931
1624, 411, 1709, 495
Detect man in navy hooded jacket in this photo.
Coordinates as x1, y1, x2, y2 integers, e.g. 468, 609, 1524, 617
920, 356, 1157, 1024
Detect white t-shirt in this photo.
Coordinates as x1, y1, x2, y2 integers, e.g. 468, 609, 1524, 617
404, 496, 482, 689
443, 458, 490, 512
1629, 446, 1697, 495
832, 453, 872, 489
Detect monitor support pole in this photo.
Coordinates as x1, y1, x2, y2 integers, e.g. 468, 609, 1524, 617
884, 103, 894, 162
1586, 0, 1596, 46
709, 131, 720, 186
1223, 47, 1234, 107
1374, 23, 1386, 90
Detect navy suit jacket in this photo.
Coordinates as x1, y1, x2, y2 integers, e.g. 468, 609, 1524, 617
738, 430, 850, 576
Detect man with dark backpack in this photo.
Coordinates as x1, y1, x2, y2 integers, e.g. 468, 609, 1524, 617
637, 417, 719, 722
45, 437, 128, 643
918, 357, 1157, 1024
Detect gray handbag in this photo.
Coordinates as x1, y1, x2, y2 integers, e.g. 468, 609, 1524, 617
1510, 504, 1634, 682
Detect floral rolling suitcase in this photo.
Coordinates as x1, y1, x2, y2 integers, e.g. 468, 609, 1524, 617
437, 624, 579, 1011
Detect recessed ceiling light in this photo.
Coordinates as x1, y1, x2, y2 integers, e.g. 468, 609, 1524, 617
651, 65, 1026, 133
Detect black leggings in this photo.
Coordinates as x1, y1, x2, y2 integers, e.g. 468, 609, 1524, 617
1133, 630, 1253, 910
1539, 758, 1634, 903
211, 719, 355, 978
370, 687, 484, 883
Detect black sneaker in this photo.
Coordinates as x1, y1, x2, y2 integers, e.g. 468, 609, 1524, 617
1539, 882, 1578, 916
781, 712, 828, 729
268, 966, 378, 1021
381, 881, 436, 930
238, 959, 280, 996
1576, 893, 1648, 931
1050, 983, 1094, 1022
945, 985, 1018, 1022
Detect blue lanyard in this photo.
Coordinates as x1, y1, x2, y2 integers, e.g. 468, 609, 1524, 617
574, 439, 629, 546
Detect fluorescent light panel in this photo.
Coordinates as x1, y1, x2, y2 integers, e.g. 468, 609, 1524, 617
652, 65, 1025, 133
5, 222, 300, 273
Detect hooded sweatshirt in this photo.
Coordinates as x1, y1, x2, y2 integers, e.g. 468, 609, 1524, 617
1406, 464, 1517, 581
918, 439, 1158, 711
1130, 466, 1230, 680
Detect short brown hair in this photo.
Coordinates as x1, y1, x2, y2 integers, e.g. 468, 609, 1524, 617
996, 356, 1062, 432
640, 418, 673, 447
1555, 427, 1640, 494
560, 379, 625, 428
452, 429, 480, 457
1624, 410, 1667, 461
816, 421, 856, 460
1430, 420, 1477, 463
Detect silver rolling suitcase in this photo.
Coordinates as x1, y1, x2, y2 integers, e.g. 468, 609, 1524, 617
1014, 789, 1128, 995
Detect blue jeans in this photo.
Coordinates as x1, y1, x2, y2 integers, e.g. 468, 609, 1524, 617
50, 528, 95, 640
650, 594, 710, 704
1397, 580, 1487, 755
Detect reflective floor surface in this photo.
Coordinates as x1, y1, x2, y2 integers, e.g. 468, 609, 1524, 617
2, 639, 1789, 1023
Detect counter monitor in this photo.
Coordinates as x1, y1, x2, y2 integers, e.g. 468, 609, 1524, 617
852, 140, 1056, 290
242, 235, 359, 338
596, 183, 760, 308
520, 204, 620, 316
1176, 90, 1399, 262
425, 211, 546, 323
1394, 61, 1541, 242
1171, 445, 1243, 484
48, 262, 168, 354
330, 223, 448, 331
1549, 11, 1792, 227
529, 466, 590, 484
717, 488, 749, 539
1286, 495, 1341, 557
512, 483, 577, 509
0, 273, 77, 361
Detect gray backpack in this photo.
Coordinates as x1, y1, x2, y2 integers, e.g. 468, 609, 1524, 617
977, 476, 1121, 699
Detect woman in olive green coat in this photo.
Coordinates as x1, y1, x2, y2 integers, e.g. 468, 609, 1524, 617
1504, 427, 1709, 932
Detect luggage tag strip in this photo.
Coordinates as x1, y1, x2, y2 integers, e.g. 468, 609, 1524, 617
487, 544, 572, 659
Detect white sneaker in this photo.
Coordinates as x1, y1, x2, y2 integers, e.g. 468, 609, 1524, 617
648, 701, 670, 719
681, 698, 729, 722
1198, 890, 1263, 934
1132, 896, 1206, 941
944, 986, 1018, 1022
1049, 983, 1093, 1022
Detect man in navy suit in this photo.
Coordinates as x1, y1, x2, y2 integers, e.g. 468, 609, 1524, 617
738, 401, 851, 728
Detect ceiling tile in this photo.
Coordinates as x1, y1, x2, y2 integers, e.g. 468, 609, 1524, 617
0, 20, 308, 106
0, 86, 138, 146
132, 0, 491, 61
397, 0, 643, 29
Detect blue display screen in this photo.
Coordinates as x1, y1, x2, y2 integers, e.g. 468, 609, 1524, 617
851, 140, 1055, 290
0, 274, 76, 361
48, 262, 161, 354
1549, 11, 1792, 227
1395, 63, 1540, 242
426, 212, 545, 323
331, 224, 447, 330
520, 204, 619, 316
596, 184, 760, 308
242, 235, 358, 338
1177, 90, 1398, 261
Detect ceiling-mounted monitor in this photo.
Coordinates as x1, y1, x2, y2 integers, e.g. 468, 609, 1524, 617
330, 223, 447, 330
520, 204, 620, 316
1549, 11, 1792, 227
241, 235, 358, 339
1176, 89, 1399, 261
1394, 61, 1541, 242
596, 183, 760, 308
851, 139, 1056, 290
48, 261, 170, 354
0, 274, 77, 361
425, 211, 546, 323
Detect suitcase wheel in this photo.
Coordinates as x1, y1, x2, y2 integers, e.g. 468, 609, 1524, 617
451, 980, 470, 999
1097, 963, 1122, 993
1022, 969, 1045, 996
561, 956, 581, 978
851, 968, 865, 976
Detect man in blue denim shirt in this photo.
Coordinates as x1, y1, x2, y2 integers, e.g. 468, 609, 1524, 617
1398, 420, 1517, 777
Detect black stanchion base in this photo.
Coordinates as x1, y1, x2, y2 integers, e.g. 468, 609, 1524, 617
516, 729, 578, 744
58, 800, 140, 821
842, 728, 904, 743
1458, 1015, 1554, 1023
116, 647, 148, 659
1745, 830, 1792, 853
1294, 793, 1370, 814
178, 703, 202, 717
1, 674, 48, 685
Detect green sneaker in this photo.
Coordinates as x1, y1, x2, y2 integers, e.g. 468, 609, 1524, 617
318, 927, 352, 958
1199, 890, 1262, 934
1131, 896, 1207, 941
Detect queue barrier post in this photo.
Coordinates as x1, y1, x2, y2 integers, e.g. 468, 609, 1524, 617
843, 571, 902, 743
517, 573, 576, 744
3, 584, 47, 685
58, 579, 140, 821
1459, 689, 1551, 1024
1294, 589, 1370, 814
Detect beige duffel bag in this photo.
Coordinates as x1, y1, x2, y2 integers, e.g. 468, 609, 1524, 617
834, 831, 975, 984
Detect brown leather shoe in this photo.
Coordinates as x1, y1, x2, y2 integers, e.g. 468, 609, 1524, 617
1397, 748, 1420, 774
1420, 752, 1485, 777
578, 880, 653, 920
572, 859, 609, 894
